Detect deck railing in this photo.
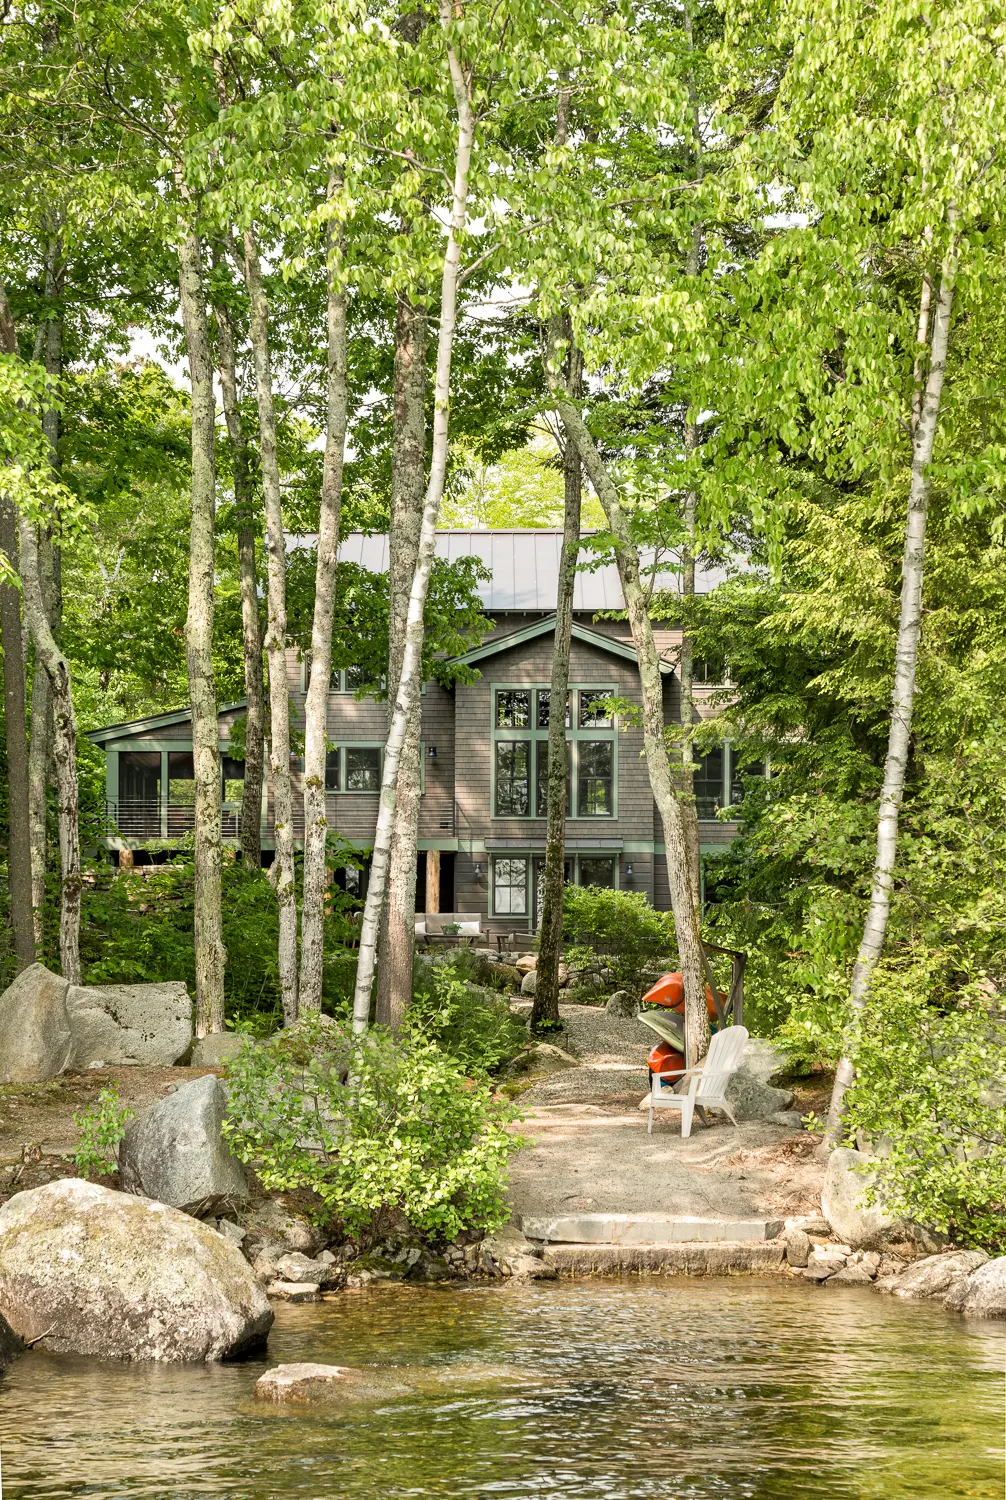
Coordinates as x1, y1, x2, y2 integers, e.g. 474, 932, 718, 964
104, 799, 248, 841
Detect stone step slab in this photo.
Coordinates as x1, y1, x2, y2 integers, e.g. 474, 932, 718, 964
521, 1213, 783, 1246
544, 1241, 787, 1276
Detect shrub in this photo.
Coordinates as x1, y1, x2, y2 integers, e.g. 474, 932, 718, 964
223, 1014, 521, 1239
562, 885, 676, 993
846, 961, 1006, 1250
408, 959, 527, 1076
62, 860, 358, 1030
74, 1084, 134, 1178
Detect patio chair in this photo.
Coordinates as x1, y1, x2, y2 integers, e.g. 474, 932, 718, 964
647, 1024, 749, 1138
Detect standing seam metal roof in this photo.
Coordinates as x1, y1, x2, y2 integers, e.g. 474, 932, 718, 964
304, 531, 730, 612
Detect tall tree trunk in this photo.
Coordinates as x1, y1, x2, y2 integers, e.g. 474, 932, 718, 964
826, 231, 958, 1141
0, 283, 42, 970
0, 497, 34, 972
532, 316, 581, 1031
552, 386, 709, 1066
214, 285, 265, 869
243, 231, 298, 1023
18, 519, 79, 981
300, 188, 349, 1014
177, 228, 226, 1035
376, 295, 428, 1031
29, 232, 63, 948
351, 17, 474, 1033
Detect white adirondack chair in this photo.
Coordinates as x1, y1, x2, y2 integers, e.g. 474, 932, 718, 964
647, 1025, 749, 1138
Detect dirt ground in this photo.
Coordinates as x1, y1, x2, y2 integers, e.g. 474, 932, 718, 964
0, 1066, 224, 1205
504, 1004, 831, 1226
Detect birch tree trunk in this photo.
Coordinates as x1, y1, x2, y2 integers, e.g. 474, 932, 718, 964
18, 517, 80, 982
214, 289, 265, 868
0, 284, 43, 969
177, 228, 226, 1035
243, 231, 298, 1023
29, 232, 62, 944
826, 232, 958, 1141
376, 294, 428, 1031
532, 317, 581, 1031
552, 391, 709, 1065
299, 192, 349, 1014
351, 17, 474, 1033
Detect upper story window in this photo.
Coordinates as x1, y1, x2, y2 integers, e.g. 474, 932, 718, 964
492, 682, 616, 820
694, 745, 766, 819
325, 745, 383, 793
303, 656, 383, 695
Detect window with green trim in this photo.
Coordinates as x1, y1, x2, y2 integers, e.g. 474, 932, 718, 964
492, 683, 616, 819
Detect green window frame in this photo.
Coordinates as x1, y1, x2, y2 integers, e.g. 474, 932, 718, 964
491, 683, 617, 821
490, 851, 619, 918
324, 744, 384, 793
693, 744, 767, 819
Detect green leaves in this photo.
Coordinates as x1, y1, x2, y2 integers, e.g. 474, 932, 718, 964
223, 1009, 520, 1237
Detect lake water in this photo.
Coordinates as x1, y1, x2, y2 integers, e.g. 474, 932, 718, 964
1, 1277, 1003, 1498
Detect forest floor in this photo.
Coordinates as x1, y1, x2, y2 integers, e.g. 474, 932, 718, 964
0, 1065, 224, 1206
505, 1003, 830, 1226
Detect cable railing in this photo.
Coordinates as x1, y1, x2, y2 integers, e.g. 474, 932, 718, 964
103, 800, 252, 841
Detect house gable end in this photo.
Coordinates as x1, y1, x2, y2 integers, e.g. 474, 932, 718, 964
451, 614, 673, 675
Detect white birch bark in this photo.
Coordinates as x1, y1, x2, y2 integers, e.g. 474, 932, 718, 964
243, 231, 299, 1024
299, 188, 349, 1014
351, 16, 474, 1033
826, 230, 958, 1139
552, 392, 710, 1065
533, 309, 580, 1031
376, 295, 428, 1031
177, 228, 226, 1034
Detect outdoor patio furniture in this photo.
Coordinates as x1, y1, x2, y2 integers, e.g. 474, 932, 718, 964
647, 1024, 749, 1138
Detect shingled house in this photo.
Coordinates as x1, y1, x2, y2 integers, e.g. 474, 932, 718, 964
88, 531, 755, 930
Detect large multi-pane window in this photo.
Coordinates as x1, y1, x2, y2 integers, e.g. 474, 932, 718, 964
693, 745, 766, 818
493, 683, 616, 819
495, 741, 531, 816
325, 745, 383, 792
493, 856, 529, 914
494, 851, 618, 919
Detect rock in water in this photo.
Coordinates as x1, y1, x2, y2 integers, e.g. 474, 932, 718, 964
190, 1033, 247, 1068
0, 1312, 22, 1368
0, 963, 72, 1083
881, 1250, 988, 1301
256, 1364, 359, 1401
943, 1256, 1006, 1318
120, 1075, 248, 1216
0, 1179, 272, 1361
821, 1147, 911, 1250
66, 981, 192, 1068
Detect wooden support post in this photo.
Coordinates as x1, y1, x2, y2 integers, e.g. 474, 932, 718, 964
119, 848, 134, 871
425, 849, 441, 914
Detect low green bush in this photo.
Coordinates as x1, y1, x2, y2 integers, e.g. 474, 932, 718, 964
55, 859, 359, 1030
846, 960, 1006, 1250
73, 1084, 134, 1178
223, 1013, 520, 1239
561, 885, 676, 994
409, 958, 527, 1076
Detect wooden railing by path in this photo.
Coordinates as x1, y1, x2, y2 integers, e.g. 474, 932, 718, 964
699, 939, 746, 1029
